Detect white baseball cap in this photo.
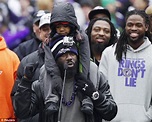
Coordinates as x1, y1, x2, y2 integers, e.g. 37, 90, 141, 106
33, 10, 50, 24
39, 13, 51, 28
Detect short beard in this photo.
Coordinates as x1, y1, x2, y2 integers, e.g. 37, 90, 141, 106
91, 42, 108, 56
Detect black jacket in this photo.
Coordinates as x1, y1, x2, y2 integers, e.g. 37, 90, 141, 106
11, 45, 44, 122
13, 37, 41, 60
12, 61, 117, 122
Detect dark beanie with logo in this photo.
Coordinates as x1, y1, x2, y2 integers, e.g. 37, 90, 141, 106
50, 35, 78, 60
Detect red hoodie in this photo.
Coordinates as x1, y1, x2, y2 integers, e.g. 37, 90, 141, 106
0, 36, 20, 119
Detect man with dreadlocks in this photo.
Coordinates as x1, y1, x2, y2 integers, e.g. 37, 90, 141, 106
99, 9, 152, 121
86, 18, 118, 66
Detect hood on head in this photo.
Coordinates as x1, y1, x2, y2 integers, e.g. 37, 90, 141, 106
50, 2, 80, 30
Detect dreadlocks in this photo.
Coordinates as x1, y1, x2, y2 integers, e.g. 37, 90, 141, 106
115, 9, 152, 62
86, 18, 118, 58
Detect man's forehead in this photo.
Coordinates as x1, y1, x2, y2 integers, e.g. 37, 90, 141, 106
127, 15, 145, 22
93, 20, 110, 29
40, 24, 50, 29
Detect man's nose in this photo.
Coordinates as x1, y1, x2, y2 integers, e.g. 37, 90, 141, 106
98, 30, 104, 35
66, 53, 72, 59
131, 25, 137, 30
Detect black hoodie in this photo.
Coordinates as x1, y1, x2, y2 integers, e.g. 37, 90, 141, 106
50, 2, 80, 30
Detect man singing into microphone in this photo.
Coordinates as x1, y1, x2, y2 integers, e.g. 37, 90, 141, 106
12, 35, 117, 122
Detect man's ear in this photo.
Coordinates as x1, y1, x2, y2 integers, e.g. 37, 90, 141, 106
145, 24, 149, 31
33, 25, 36, 33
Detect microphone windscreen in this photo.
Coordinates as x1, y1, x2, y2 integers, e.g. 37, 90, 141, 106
64, 63, 68, 70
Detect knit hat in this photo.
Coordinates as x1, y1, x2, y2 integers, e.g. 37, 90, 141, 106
50, 35, 78, 60
88, 6, 111, 20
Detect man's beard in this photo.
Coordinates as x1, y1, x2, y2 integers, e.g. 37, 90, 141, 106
57, 60, 78, 79
91, 42, 108, 56
66, 66, 77, 78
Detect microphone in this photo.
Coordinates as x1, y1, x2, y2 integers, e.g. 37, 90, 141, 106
64, 63, 68, 70
58, 63, 67, 122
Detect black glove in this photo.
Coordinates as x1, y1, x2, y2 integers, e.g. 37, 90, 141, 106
23, 61, 39, 80
75, 73, 96, 97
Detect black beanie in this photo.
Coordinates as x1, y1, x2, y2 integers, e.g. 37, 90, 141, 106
50, 35, 78, 60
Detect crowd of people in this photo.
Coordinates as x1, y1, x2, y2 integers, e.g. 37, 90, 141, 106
0, 0, 151, 50
1, 0, 152, 122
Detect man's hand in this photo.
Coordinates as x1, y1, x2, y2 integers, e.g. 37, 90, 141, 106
75, 73, 96, 97
23, 62, 39, 80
